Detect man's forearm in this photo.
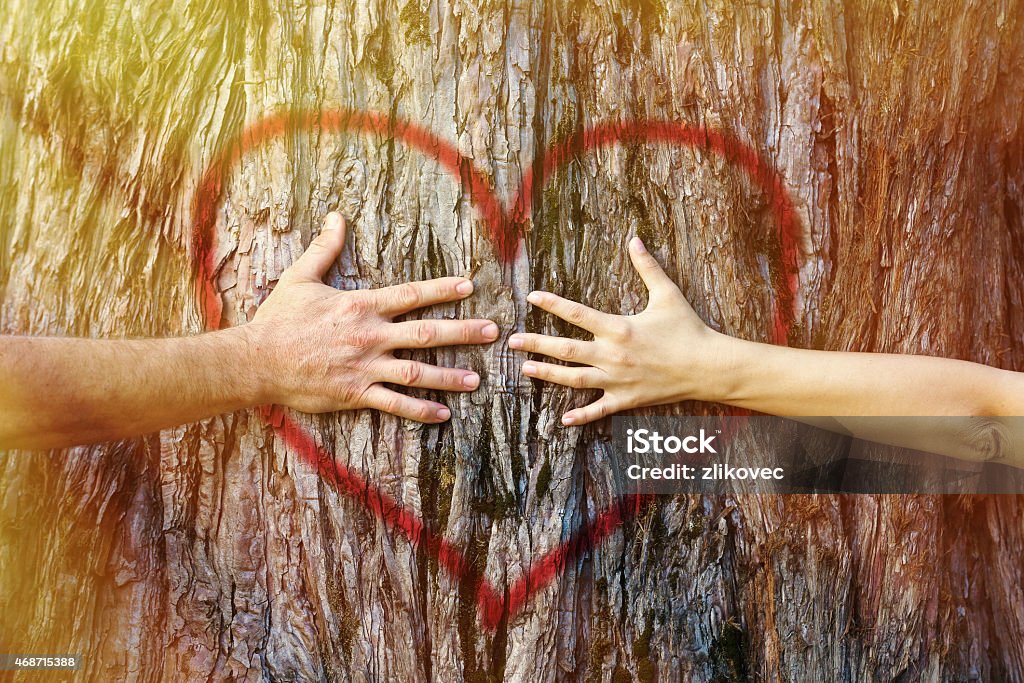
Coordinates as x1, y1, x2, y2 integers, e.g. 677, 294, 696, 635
712, 335, 1024, 417
0, 330, 260, 450
0, 214, 499, 450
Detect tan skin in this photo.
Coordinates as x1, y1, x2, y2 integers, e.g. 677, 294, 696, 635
0, 212, 498, 450
511, 237, 1024, 466
5, 217, 1022, 464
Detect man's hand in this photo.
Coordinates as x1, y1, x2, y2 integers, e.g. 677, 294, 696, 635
509, 237, 728, 425
246, 212, 498, 422
0, 211, 498, 450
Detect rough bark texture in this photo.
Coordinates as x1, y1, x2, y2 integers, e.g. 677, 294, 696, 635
2, 1, 1024, 681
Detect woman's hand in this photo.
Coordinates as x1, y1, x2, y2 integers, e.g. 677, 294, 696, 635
509, 237, 732, 426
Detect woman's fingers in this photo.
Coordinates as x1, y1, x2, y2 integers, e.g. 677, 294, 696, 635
388, 319, 499, 349
561, 396, 617, 426
525, 290, 611, 334
628, 237, 680, 303
362, 385, 452, 423
508, 332, 597, 364
522, 361, 605, 390
377, 359, 480, 392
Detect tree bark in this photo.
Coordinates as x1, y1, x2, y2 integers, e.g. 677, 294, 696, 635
2, 0, 1023, 681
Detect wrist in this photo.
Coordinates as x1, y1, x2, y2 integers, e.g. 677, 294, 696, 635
691, 330, 751, 405
229, 323, 276, 407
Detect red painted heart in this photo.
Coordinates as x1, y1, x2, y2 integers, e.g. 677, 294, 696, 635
190, 109, 801, 631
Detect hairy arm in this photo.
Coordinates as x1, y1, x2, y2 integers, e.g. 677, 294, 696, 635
0, 330, 260, 450
510, 237, 1024, 466
0, 213, 498, 450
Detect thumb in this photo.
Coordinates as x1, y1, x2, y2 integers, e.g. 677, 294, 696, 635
628, 237, 678, 302
288, 212, 347, 282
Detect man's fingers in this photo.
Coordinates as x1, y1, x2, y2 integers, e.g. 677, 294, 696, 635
374, 277, 476, 315
525, 291, 610, 334
508, 333, 598, 364
561, 396, 616, 426
388, 319, 500, 349
521, 361, 604, 390
378, 359, 481, 392
286, 212, 347, 282
628, 237, 679, 302
362, 385, 452, 423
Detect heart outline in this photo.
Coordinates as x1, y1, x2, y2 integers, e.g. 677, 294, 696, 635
190, 109, 801, 631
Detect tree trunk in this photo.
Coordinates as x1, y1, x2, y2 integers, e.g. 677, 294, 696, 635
2, 1, 1024, 681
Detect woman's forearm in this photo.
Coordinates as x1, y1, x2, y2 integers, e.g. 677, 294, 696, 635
705, 336, 1024, 465
513, 238, 1024, 466
709, 335, 1024, 417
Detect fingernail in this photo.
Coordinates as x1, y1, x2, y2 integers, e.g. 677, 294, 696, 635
522, 361, 537, 375
463, 373, 480, 389
632, 236, 647, 253
526, 291, 541, 304
508, 335, 523, 349
562, 414, 577, 425
436, 406, 452, 420
482, 322, 499, 340
324, 212, 342, 230
456, 279, 474, 295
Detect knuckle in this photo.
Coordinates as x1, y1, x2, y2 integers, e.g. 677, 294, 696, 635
399, 362, 423, 385
416, 403, 434, 421
612, 350, 633, 367
342, 295, 370, 317
560, 341, 577, 360
383, 394, 401, 415
571, 373, 588, 389
338, 384, 360, 407
397, 283, 421, 309
566, 303, 587, 324
611, 321, 634, 343
347, 327, 377, 349
414, 322, 435, 346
